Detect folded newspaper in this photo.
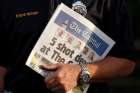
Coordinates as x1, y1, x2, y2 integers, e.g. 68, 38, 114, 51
26, 3, 115, 93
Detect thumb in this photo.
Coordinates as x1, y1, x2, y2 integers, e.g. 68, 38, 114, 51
39, 64, 59, 71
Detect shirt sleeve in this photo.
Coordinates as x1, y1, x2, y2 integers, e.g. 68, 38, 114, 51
103, 0, 135, 61
86, 0, 135, 61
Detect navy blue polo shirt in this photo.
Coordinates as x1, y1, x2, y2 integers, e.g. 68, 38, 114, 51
0, 0, 135, 93
0, 0, 15, 68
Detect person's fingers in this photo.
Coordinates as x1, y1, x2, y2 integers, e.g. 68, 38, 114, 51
39, 64, 59, 71
48, 80, 65, 93
44, 73, 58, 88
45, 77, 65, 93
45, 78, 56, 88
51, 85, 65, 93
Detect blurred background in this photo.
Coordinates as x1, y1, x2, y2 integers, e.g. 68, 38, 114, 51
109, 0, 140, 93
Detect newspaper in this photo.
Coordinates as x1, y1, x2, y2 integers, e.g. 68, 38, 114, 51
26, 3, 115, 93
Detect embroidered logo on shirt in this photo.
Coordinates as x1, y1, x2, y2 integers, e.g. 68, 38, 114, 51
16, 11, 39, 18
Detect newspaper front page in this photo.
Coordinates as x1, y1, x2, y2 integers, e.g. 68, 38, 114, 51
26, 3, 115, 93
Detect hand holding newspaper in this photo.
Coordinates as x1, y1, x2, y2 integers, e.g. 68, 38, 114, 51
26, 3, 115, 93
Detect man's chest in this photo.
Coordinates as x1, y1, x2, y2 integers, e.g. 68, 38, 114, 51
15, 0, 106, 33
16, 0, 50, 33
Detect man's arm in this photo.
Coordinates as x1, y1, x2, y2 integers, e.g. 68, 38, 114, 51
42, 0, 135, 92
0, 66, 7, 93
87, 56, 135, 82
41, 56, 135, 93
